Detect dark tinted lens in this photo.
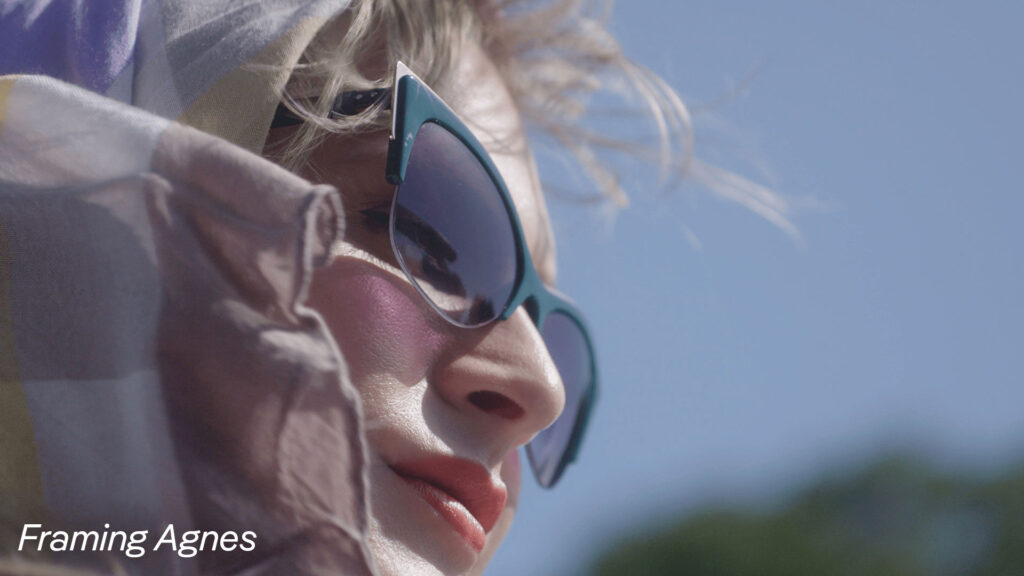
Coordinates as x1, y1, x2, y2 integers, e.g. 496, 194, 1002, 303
392, 122, 517, 326
528, 311, 594, 487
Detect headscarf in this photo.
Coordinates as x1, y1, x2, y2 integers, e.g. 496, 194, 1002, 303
0, 1, 376, 574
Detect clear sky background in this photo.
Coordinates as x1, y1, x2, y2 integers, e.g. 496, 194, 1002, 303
487, 2, 1024, 575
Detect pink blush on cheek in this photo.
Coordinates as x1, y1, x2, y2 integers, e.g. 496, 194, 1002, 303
311, 262, 448, 384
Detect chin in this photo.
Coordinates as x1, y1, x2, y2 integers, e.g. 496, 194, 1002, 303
465, 508, 516, 576
365, 511, 515, 576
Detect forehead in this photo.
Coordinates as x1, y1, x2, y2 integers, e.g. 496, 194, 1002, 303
435, 43, 557, 284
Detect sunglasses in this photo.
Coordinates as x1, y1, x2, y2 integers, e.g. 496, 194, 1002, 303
273, 62, 597, 488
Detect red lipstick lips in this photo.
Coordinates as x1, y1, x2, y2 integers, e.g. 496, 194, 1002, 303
391, 456, 507, 552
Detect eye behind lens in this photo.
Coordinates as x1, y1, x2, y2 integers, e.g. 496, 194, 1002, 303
391, 122, 519, 328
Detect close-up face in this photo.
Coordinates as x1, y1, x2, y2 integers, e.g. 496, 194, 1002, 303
15, 1, 1021, 574
276, 42, 567, 575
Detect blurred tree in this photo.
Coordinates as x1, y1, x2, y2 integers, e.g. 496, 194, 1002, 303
592, 455, 1024, 576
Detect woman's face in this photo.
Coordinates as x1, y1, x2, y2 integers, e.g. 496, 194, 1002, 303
293, 43, 565, 575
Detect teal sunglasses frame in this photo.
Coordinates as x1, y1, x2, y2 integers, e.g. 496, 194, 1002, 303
384, 63, 598, 488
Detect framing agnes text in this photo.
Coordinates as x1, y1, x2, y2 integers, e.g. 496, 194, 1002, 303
18, 524, 257, 559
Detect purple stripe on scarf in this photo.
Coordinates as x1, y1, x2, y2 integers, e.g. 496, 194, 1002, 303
0, 0, 142, 94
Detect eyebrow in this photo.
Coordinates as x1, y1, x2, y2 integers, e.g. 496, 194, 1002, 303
271, 88, 392, 129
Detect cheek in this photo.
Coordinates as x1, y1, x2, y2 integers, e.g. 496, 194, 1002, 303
475, 450, 522, 572
501, 450, 522, 506
308, 259, 447, 386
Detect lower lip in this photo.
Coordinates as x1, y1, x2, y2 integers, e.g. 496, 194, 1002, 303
399, 475, 487, 552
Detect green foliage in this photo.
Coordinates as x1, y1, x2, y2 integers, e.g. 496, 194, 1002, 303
592, 455, 1024, 576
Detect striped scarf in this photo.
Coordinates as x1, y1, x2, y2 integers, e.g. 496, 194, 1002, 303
0, 2, 375, 574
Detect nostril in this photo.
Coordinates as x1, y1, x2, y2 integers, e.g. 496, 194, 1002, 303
467, 391, 524, 420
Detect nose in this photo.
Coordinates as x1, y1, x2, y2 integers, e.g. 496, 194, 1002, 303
431, 307, 566, 465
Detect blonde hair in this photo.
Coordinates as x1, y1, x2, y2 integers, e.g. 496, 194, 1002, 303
273, 0, 796, 236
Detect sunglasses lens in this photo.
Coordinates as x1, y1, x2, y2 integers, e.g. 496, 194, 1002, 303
392, 122, 518, 327
393, 115, 595, 486
527, 311, 594, 487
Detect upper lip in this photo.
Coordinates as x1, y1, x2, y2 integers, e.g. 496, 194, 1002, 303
390, 456, 507, 533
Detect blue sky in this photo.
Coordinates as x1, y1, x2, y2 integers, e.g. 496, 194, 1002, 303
487, 2, 1024, 575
